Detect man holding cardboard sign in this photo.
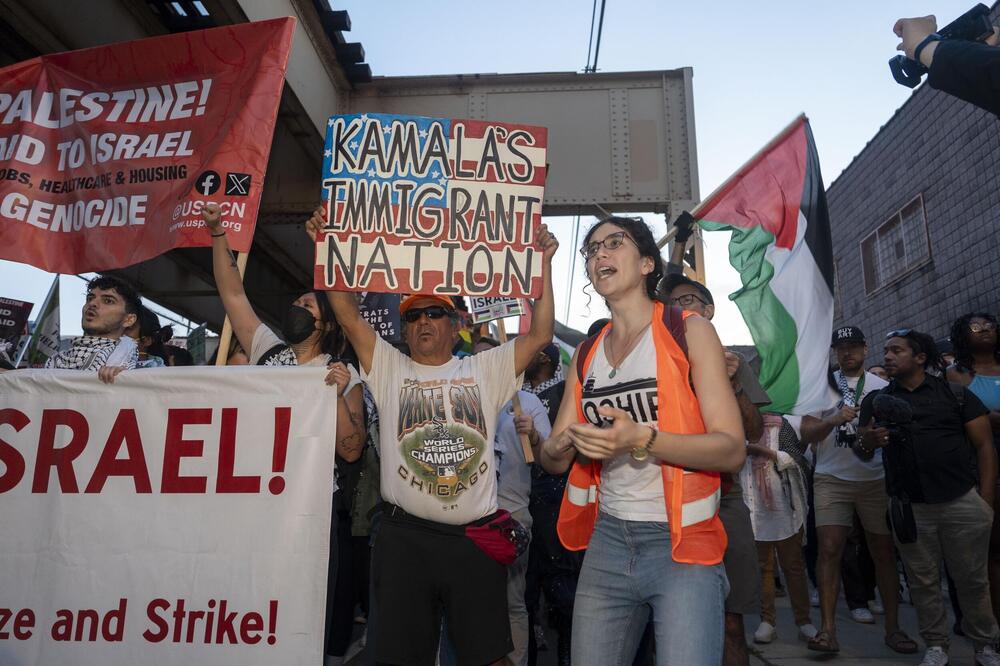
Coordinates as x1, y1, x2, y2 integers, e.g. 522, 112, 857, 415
306, 200, 557, 665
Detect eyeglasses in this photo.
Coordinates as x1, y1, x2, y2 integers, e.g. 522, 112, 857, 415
580, 231, 634, 259
885, 328, 912, 339
970, 321, 997, 333
403, 306, 452, 323
671, 293, 707, 307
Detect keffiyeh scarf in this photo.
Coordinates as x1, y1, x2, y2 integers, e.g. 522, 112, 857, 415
834, 370, 864, 446
522, 375, 563, 396
45, 336, 138, 371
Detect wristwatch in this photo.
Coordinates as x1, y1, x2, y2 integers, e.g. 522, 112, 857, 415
630, 426, 657, 461
914, 32, 941, 64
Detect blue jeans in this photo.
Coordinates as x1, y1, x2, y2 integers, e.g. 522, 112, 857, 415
572, 512, 728, 665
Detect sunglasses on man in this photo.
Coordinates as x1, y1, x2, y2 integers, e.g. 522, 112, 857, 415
885, 328, 913, 339
403, 306, 452, 323
970, 321, 997, 334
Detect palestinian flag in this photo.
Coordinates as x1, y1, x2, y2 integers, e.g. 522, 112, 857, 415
695, 115, 834, 415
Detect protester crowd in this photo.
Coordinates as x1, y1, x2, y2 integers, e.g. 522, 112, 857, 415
3, 13, 1000, 666
4, 203, 997, 666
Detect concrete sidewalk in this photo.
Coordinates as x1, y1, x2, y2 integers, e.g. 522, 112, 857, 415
748, 593, 978, 665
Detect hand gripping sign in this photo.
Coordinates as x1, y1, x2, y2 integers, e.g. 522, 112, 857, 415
313, 113, 548, 298
0, 366, 335, 665
0, 18, 294, 273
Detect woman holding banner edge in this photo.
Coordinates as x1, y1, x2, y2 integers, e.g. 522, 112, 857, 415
539, 216, 745, 665
203, 203, 366, 666
202, 203, 365, 458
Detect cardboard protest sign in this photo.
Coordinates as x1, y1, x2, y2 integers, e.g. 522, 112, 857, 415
0, 18, 294, 274
359, 292, 402, 342
0, 296, 32, 348
469, 296, 523, 324
314, 113, 548, 298
0, 367, 335, 665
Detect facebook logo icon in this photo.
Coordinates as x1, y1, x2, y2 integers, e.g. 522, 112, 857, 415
194, 171, 221, 196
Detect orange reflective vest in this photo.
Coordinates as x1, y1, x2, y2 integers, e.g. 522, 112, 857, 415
556, 301, 728, 565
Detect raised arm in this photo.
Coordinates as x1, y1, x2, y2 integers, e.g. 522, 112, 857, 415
514, 224, 558, 376
203, 204, 261, 354
305, 206, 377, 373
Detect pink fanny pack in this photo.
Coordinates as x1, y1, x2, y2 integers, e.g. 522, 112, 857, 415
464, 509, 529, 565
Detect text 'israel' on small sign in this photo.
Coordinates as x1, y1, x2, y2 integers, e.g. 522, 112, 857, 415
469, 296, 523, 324
313, 113, 548, 299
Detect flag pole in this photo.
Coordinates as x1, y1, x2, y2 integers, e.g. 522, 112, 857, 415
656, 113, 807, 249
492, 320, 535, 464
214, 252, 249, 366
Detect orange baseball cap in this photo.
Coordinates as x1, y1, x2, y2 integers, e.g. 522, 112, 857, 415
399, 294, 456, 314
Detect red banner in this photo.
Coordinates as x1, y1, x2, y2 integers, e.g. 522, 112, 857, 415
0, 18, 294, 273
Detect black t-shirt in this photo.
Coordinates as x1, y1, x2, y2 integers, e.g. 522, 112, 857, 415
859, 374, 989, 503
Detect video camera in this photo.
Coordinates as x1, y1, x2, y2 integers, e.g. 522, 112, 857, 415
889, 3, 995, 87
872, 393, 914, 439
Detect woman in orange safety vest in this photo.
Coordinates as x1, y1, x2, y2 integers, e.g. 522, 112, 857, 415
539, 216, 745, 665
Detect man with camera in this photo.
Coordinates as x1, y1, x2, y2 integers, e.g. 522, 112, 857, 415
858, 329, 999, 666
798, 327, 912, 655
894, 12, 1000, 116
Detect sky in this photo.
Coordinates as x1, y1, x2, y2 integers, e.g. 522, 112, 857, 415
0, 0, 974, 343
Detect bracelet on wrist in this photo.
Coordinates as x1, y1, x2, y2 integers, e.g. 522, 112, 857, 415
630, 426, 657, 461
210, 231, 226, 238
914, 32, 941, 64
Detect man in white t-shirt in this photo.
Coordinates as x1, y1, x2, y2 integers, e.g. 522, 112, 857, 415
800, 326, 917, 655
307, 209, 559, 666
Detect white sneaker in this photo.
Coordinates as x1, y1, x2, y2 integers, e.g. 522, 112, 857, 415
753, 621, 777, 644
810, 588, 820, 607
868, 599, 885, 614
850, 607, 876, 624
976, 645, 1000, 666
797, 623, 818, 641
920, 646, 949, 666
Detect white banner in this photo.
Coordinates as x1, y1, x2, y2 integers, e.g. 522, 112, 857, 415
0, 367, 336, 665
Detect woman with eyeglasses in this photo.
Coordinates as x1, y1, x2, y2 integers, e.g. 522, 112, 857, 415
947, 312, 1000, 622
539, 216, 745, 665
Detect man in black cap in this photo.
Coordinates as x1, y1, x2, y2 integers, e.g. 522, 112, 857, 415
662, 272, 777, 664
798, 326, 915, 654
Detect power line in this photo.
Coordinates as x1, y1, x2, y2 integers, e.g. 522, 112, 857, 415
584, 0, 608, 73
591, 0, 608, 73
584, 0, 599, 71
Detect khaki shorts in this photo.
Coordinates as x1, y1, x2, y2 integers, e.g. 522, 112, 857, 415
813, 474, 890, 535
